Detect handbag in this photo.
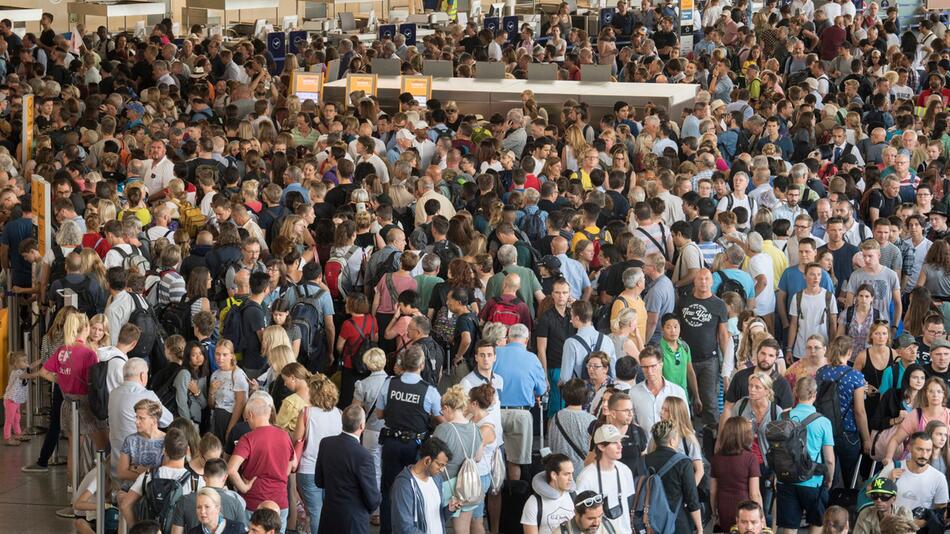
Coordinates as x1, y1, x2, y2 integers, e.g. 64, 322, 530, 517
597, 465, 624, 520
292, 407, 310, 473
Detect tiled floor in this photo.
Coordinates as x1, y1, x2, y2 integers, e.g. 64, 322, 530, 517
0, 436, 74, 533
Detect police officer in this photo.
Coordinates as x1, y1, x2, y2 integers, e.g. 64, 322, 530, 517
375, 345, 443, 534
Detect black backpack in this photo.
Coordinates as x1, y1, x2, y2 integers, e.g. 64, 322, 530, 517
128, 295, 168, 373
153, 363, 183, 417
209, 254, 241, 304
87, 355, 126, 420
815, 366, 848, 441
595, 295, 629, 334
49, 245, 68, 286
765, 411, 825, 484
221, 299, 251, 354
368, 250, 400, 292
715, 270, 746, 301
135, 468, 199, 534
160, 296, 197, 340
289, 285, 328, 373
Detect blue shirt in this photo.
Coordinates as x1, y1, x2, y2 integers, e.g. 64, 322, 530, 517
556, 253, 591, 300
0, 215, 34, 286
815, 364, 866, 433
559, 325, 618, 384
375, 372, 442, 416
711, 268, 756, 300
282, 282, 335, 315
783, 403, 834, 488
493, 342, 547, 407
777, 268, 836, 312
280, 182, 310, 203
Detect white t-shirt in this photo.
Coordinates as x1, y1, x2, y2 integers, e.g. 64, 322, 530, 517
414, 472, 444, 534
575, 462, 635, 534
789, 289, 838, 359
210, 368, 250, 413
520, 491, 576, 534
459, 372, 505, 448
749, 253, 775, 315
96, 346, 128, 393
896, 465, 949, 511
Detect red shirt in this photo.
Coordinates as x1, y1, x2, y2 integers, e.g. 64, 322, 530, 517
82, 233, 111, 259
43, 342, 99, 395
339, 315, 377, 368
232, 425, 294, 510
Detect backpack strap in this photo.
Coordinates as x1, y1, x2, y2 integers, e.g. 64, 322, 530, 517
738, 397, 749, 416
636, 226, 669, 260
555, 413, 587, 458
656, 452, 690, 478
594, 333, 605, 352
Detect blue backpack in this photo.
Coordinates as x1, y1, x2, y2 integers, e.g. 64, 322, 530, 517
632, 452, 689, 534
290, 285, 328, 373
519, 210, 545, 242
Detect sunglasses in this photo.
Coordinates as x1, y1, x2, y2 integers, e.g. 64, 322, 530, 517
870, 494, 894, 501
578, 494, 604, 508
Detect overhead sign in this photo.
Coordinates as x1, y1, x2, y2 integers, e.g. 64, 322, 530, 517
400, 75, 432, 107
600, 7, 616, 28
484, 16, 500, 33
267, 31, 286, 58
400, 23, 417, 46
290, 71, 324, 104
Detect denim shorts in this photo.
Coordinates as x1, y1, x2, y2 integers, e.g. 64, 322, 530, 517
471, 473, 492, 518
776, 483, 828, 529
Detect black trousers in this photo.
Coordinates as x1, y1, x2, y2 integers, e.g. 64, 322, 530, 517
379, 435, 420, 534
37, 384, 63, 467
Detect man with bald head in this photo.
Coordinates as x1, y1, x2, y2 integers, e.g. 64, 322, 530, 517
480, 273, 533, 328
674, 269, 731, 426
228, 394, 294, 532
552, 236, 592, 300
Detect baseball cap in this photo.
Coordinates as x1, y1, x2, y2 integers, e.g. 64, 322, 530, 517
866, 477, 897, 497
593, 424, 623, 444
805, 77, 819, 91
412, 120, 429, 130
840, 153, 858, 165
395, 128, 414, 141
539, 255, 561, 271
895, 332, 918, 349
931, 339, 950, 351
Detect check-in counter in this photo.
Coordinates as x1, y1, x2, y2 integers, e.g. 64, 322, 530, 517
67, 1, 166, 31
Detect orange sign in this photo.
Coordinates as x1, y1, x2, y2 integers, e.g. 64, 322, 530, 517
290, 71, 324, 104
20, 94, 33, 167
345, 74, 378, 107
400, 75, 432, 106
31, 175, 50, 257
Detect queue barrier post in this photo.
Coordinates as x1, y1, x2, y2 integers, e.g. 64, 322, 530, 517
70, 399, 80, 493
95, 449, 107, 534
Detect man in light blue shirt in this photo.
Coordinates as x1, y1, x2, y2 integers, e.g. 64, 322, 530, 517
559, 300, 617, 383
552, 237, 591, 301
775, 376, 835, 532
710, 245, 756, 301
493, 323, 547, 480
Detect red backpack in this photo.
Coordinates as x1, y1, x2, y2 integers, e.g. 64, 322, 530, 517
487, 296, 524, 326
325, 246, 359, 301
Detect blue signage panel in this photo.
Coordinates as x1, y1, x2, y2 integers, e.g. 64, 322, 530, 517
379, 24, 397, 40
267, 31, 286, 59
600, 7, 616, 28
484, 17, 500, 33
503, 15, 519, 42
400, 23, 417, 46
289, 30, 308, 54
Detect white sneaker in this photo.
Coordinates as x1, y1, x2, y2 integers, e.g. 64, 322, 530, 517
55, 506, 76, 519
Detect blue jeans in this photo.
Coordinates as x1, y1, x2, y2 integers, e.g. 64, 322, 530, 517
245, 507, 288, 533
297, 473, 324, 534
835, 431, 862, 487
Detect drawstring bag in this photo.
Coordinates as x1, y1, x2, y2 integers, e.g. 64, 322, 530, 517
489, 443, 506, 495
451, 424, 483, 505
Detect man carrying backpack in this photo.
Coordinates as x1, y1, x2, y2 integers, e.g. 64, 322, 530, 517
642, 420, 703, 534
480, 273, 533, 329
286, 263, 336, 374
560, 301, 618, 384
520, 453, 578, 533
771, 376, 835, 534
117, 427, 204, 528
48, 251, 106, 318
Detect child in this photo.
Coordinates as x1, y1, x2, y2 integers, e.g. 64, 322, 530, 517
383, 290, 421, 354
4, 351, 34, 446
720, 292, 745, 391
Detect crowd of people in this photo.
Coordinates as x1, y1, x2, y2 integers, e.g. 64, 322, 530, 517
0, 1, 950, 534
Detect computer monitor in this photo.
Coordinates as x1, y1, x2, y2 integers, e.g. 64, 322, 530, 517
253, 18, 267, 38
527, 63, 556, 80
424, 60, 453, 77
474, 61, 505, 79
371, 58, 402, 76
282, 15, 298, 30
581, 64, 611, 81
338, 12, 356, 31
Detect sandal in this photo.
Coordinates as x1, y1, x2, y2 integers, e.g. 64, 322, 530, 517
4, 439, 20, 446
16, 435, 31, 442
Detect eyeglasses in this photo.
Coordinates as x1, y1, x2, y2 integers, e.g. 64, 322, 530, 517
795, 225, 811, 230
928, 330, 946, 337
587, 364, 605, 370
870, 494, 894, 501
578, 494, 604, 508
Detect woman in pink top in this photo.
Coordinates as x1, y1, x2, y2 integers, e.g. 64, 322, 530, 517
37, 311, 107, 477
882, 377, 950, 466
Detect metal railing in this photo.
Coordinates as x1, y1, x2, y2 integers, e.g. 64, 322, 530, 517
95, 449, 107, 534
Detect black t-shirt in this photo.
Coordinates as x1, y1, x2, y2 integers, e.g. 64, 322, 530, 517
916, 337, 931, 366
132, 59, 154, 89
536, 235, 556, 257
600, 259, 645, 297
675, 293, 728, 362
818, 242, 859, 295
868, 189, 899, 219
452, 311, 480, 365
925, 362, 950, 384
239, 300, 267, 370
535, 306, 576, 369
325, 183, 357, 208
653, 30, 677, 51
724, 366, 794, 409
40, 29, 55, 48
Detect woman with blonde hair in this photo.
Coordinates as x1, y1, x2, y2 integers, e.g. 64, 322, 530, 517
259, 338, 295, 399
562, 124, 588, 172
433, 385, 485, 534
610, 307, 644, 358
87, 314, 110, 351
208, 339, 249, 443
351, 347, 387, 524
661, 396, 704, 487
295, 373, 342, 533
